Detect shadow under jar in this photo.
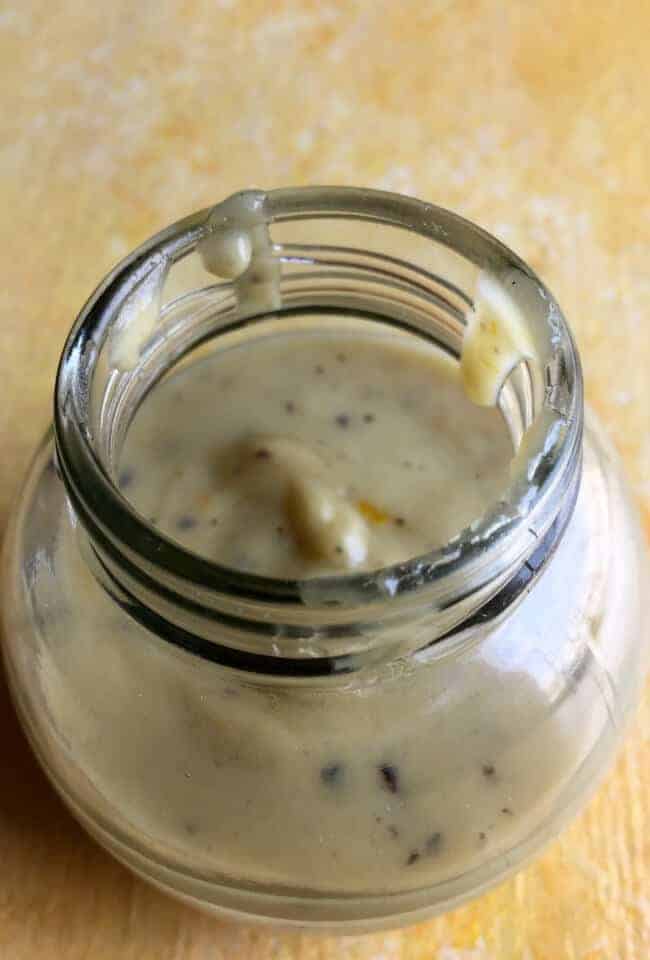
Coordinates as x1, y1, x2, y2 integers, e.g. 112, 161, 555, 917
2, 187, 649, 932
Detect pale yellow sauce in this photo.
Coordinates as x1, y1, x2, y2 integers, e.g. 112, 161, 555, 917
36, 325, 602, 902
461, 270, 536, 407
120, 331, 512, 576
21, 190, 629, 915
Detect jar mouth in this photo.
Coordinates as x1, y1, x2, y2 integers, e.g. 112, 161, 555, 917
55, 187, 583, 645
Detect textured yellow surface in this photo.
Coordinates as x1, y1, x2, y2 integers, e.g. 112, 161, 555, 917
0, 2, 649, 957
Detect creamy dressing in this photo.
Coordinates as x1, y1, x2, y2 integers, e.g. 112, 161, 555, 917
38, 450, 603, 896
32, 322, 609, 903
40, 578, 584, 893
461, 270, 536, 407
119, 332, 512, 576
199, 188, 281, 315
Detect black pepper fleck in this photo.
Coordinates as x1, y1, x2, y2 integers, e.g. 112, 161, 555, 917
335, 545, 343, 554
210, 517, 219, 526
118, 467, 135, 490
394, 516, 406, 527
336, 352, 347, 363
482, 763, 496, 779
321, 763, 343, 787
255, 448, 271, 460
388, 824, 400, 839
479, 831, 487, 842
335, 414, 351, 429
315, 364, 325, 375
501, 807, 513, 816
378, 764, 400, 794
363, 413, 375, 423
176, 514, 197, 531
406, 851, 420, 866
285, 401, 296, 414
425, 832, 442, 855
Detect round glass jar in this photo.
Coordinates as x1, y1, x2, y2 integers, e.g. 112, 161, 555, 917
2, 188, 648, 932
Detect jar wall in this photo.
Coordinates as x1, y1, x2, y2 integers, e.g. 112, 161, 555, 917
2, 415, 648, 930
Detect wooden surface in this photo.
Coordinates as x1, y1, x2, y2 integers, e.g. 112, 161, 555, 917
1, 2, 649, 957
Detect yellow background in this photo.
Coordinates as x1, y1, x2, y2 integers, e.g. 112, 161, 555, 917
0, 2, 648, 957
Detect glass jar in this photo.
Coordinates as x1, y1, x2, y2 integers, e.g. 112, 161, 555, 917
2, 188, 648, 932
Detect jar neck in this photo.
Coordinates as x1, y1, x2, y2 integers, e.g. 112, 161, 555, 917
55, 187, 583, 676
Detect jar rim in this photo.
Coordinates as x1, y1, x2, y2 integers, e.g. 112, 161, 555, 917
54, 186, 583, 646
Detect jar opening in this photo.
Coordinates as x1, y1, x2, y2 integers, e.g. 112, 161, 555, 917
54, 187, 582, 666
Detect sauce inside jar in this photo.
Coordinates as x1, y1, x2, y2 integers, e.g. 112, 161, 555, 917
119, 326, 512, 576
39, 320, 590, 898
14, 191, 642, 924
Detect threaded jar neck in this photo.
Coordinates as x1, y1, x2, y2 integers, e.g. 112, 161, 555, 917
54, 187, 583, 676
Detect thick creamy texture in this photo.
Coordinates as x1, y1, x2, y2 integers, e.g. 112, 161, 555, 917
461, 271, 536, 407
119, 331, 512, 576
28, 327, 624, 904
200, 189, 281, 316
37, 453, 608, 897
